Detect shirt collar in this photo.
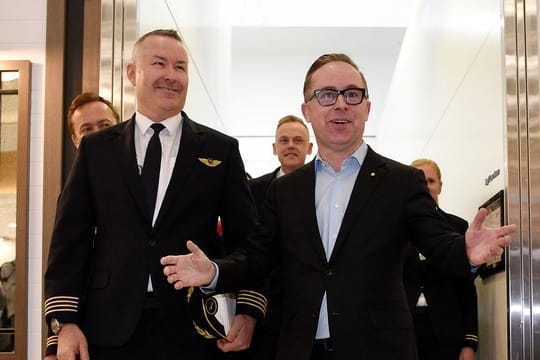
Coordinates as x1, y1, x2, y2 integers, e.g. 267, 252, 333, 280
315, 141, 369, 172
276, 168, 286, 178
134, 111, 183, 136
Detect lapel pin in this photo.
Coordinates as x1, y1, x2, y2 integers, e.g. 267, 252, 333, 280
198, 158, 222, 167
370, 172, 376, 177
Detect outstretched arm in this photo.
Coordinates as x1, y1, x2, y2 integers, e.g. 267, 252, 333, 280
161, 241, 216, 289
466, 208, 517, 265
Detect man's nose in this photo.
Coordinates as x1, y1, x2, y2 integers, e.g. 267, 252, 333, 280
334, 93, 348, 107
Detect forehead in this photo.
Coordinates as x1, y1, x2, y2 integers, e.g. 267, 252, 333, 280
416, 164, 439, 179
136, 35, 187, 62
73, 101, 115, 122
276, 122, 309, 137
311, 61, 365, 88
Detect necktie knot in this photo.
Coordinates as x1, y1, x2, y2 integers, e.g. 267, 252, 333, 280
151, 123, 165, 135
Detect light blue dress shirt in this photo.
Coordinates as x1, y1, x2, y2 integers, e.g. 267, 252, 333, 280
314, 142, 368, 339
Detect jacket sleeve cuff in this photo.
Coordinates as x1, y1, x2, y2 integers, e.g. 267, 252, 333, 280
235, 289, 267, 320
463, 334, 479, 351
45, 328, 58, 356
44, 296, 80, 332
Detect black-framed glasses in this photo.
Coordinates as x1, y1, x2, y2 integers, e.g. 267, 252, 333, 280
306, 88, 368, 106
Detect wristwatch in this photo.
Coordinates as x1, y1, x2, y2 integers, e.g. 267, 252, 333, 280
51, 318, 64, 335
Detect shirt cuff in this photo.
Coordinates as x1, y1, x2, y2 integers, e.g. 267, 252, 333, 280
200, 261, 219, 294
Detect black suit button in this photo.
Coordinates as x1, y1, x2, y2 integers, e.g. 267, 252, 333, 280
311, 312, 318, 319
149, 240, 156, 247
326, 269, 334, 276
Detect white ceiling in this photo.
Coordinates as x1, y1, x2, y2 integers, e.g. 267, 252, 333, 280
138, 0, 417, 138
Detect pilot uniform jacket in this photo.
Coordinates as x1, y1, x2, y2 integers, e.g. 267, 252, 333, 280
215, 146, 472, 360
250, 168, 280, 217
248, 168, 282, 359
403, 209, 479, 351
44, 112, 266, 355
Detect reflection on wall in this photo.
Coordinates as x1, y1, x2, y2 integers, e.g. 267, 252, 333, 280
0, 74, 17, 262
0, 71, 18, 352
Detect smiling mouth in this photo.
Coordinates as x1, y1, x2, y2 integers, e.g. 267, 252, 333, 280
331, 120, 349, 124
157, 86, 180, 93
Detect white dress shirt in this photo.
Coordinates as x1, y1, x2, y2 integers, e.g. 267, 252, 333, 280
134, 111, 183, 290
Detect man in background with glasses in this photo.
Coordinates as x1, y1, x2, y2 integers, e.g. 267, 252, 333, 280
161, 53, 516, 360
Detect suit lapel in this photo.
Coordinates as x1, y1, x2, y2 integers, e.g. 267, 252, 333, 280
328, 147, 387, 263
297, 161, 328, 264
154, 114, 201, 228
116, 117, 151, 222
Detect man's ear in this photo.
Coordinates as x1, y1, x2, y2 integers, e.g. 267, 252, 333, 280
272, 143, 277, 155
72, 134, 80, 149
307, 142, 313, 155
365, 99, 371, 116
301, 103, 310, 122
126, 63, 136, 86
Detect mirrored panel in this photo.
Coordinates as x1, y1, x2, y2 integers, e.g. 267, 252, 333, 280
0, 70, 18, 352
0, 61, 30, 360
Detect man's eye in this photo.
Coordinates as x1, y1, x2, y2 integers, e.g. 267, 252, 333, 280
320, 91, 335, 100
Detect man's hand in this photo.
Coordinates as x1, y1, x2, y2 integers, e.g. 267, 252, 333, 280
217, 314, 257, 352
161, 240, 216, 289
459, 346, 475, 360
56, 323, 89, 360
466, 208, 517, 265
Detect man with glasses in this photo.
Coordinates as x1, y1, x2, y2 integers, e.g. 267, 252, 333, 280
161, 53, 516, 360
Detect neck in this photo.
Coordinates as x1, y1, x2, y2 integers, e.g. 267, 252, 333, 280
317, 141, 364, 172
318, 148, 356, 172
280, 165, 300, 175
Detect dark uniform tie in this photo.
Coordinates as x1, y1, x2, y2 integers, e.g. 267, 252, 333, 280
141, 123, 165, 218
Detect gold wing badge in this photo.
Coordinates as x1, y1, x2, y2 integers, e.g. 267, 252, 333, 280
198, 158, 222, 167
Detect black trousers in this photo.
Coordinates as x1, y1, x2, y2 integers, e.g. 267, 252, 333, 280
310, 338, 334, 360
414, 309, 462, 360
89, 308, 223, 360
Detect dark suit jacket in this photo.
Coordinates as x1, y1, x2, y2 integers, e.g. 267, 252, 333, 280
403, 209, 478, 350
215, 147, 471, 360
250, 168, 279, 218
44, 113, 263, 354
